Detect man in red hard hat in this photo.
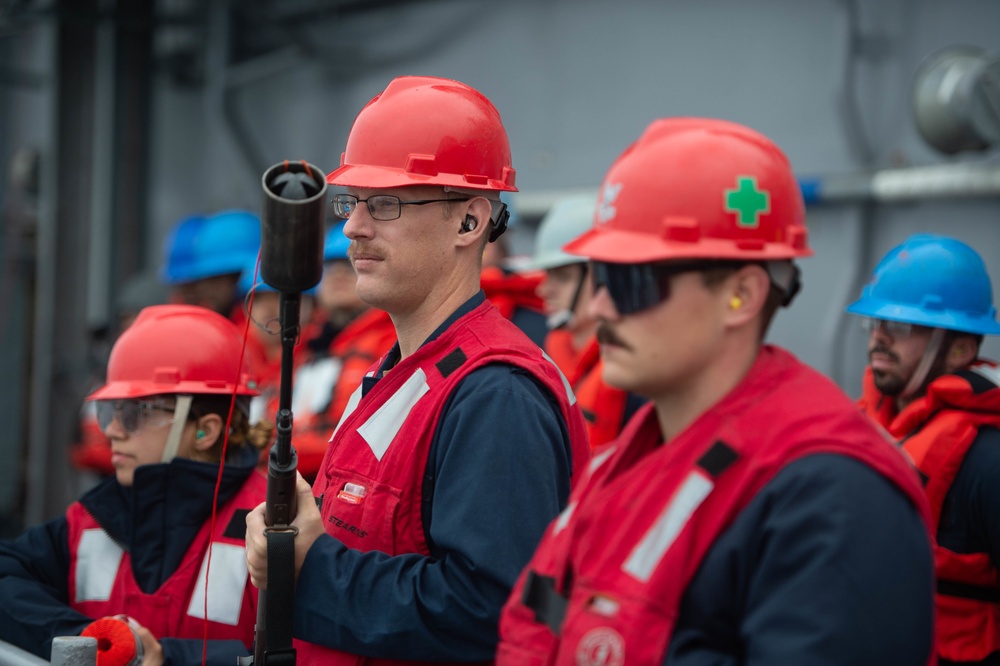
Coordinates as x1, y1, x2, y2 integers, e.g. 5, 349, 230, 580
245, 76, 590, 664
497, 118, 935, 664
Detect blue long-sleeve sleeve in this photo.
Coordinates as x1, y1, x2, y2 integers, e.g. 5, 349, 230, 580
665, 454, 934, 666
159, 638, 250, 665
0, 516, 92, 658
0, 453, 262, 665
293, 364, 573, 660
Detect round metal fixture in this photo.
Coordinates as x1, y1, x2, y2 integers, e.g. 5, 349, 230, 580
913, 46, 1000, 154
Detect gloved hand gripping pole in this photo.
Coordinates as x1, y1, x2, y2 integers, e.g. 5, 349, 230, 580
240, 160, 326, 666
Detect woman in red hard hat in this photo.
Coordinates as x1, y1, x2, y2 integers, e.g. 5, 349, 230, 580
0, 304, 271, 665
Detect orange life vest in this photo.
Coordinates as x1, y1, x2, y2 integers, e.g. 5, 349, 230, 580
860, 361, 1000, 663
290, 308, 397, 479
545, 330, 629, 450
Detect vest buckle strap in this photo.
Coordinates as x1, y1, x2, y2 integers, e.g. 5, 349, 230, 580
522, 570, 568, 636
435, 347, 467, 378
696, 440, 739, 477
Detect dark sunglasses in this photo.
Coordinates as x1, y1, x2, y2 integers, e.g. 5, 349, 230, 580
591, 260, 739, 315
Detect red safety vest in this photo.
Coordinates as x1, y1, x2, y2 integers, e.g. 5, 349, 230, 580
498, 346, 932, 665
66, 471, 266, 646
860, 361, 1000, 663
297, 300, 590, 665
545, 331, 629, 450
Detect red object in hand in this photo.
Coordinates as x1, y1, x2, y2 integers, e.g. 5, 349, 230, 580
80, 618, 144, 666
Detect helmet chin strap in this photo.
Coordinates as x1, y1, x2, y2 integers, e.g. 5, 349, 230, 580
901, 328, 946, 400
161, 395, 193, 463
765, 261, 801, 307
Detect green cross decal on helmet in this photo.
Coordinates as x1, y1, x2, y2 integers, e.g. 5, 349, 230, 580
724, 176, 771, 228
562, 118, 810, 264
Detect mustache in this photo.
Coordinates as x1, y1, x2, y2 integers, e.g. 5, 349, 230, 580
348, 241, 384, 261
868, 343, 899, 363
596, 324, 632, 350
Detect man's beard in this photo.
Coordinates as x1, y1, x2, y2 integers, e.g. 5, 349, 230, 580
870, 343, 906, 396
871, 339, 951, 398
872, 368, 907, 397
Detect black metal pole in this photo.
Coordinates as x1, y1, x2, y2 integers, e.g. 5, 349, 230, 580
241, 161, 326, 666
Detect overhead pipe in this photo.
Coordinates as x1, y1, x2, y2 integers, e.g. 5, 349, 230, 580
513, 160, 1000, 219
798, 161, 1000, 204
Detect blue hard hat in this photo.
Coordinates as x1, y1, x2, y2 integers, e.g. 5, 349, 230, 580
323, 221, 351, 262
237, 257, 317, 298
846, 234, 1000, 335
237, 257, 265, 297
161, 209, 261, 284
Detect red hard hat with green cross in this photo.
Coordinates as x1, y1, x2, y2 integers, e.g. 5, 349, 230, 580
565, 117, 812, 263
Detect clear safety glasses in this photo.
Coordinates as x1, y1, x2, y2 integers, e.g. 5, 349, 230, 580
331, 194, 470, 221
859, 317, 915, 339
591, 260, 731, 315
95, 398, 177, 434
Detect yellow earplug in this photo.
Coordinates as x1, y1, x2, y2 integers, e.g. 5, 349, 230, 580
730, 296, 743, 309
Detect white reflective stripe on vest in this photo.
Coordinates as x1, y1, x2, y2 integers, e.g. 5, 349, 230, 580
331, 383, 364, 441
357, 367, 430, 461
186, 543, 248, 626
589, 445, 617, 475
623, 470, 714, 583
554, 501, 576, 535
542, 351, 577, 406
75, 529, 125, 602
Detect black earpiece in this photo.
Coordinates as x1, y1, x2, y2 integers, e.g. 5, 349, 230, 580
460, 215, 478, 233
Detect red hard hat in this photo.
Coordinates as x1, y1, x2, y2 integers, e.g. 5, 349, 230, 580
565, 118, 811, 263
87, 304, 259, 401
326, 76, 517, 192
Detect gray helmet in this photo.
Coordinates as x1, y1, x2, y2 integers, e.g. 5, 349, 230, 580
520, 194, 596, 272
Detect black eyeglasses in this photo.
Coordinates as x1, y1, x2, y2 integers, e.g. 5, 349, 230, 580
95, 398, 176, 434
331, 194, 470, 221
591, 260, 736, 315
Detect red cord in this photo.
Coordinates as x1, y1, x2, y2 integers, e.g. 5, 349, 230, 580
200, 251, 260, 666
